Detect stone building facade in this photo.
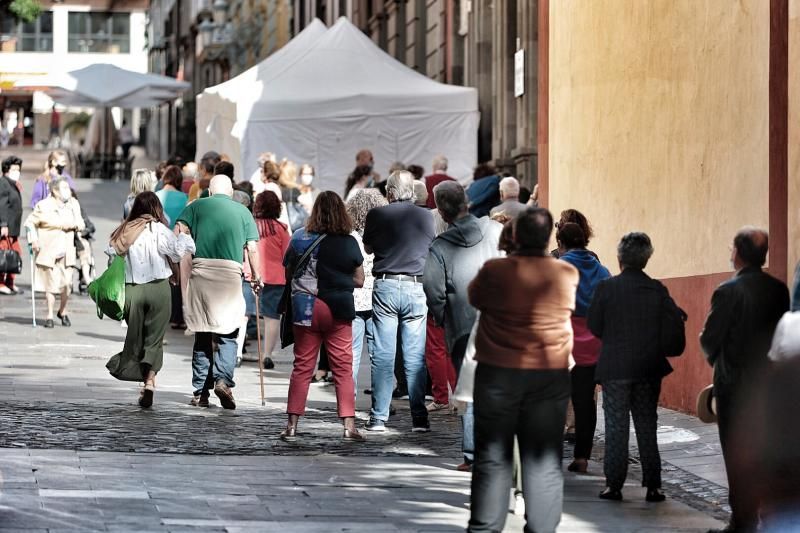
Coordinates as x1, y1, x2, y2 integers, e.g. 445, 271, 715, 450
294, 0, 539, 187
147, 0, 291, 160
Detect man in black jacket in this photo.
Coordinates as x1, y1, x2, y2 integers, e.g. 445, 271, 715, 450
0, 155, 23, 295
700, 227, 789, 533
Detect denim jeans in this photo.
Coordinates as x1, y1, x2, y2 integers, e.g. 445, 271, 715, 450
469, 363, 569, 533
352, 312, 374, 394
370, 279, 428, 422
192, 330, 239, 396
462, 402, 474, 462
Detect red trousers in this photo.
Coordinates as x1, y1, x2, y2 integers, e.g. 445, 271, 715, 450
425, 314, 455, 404
288, 299, 355, 418
0, 236, 21, 288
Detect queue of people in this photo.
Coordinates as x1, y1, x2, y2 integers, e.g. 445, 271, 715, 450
3, 145, 800, 533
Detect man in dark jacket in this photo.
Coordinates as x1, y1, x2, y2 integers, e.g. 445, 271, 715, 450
423, 181, 502, 471
700, 227, 790, 533
0, 155, 24, 295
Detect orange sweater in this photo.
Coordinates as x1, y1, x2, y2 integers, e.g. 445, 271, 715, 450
468, 255, 578, 370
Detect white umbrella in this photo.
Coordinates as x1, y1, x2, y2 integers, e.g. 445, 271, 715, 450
14, 63, 189, 107
15, 64, 189, 158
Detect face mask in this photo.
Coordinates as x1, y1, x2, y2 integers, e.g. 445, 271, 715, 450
55, 164, 66, 175
7, 169, 20, 181
300, 173, 314, 186
59, 186, 72, 202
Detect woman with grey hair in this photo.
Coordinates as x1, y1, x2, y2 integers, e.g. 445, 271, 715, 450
346, 189, 388, 395
123, 169, 157, 220
587, 232, 675, 503
24, 177, 85, 328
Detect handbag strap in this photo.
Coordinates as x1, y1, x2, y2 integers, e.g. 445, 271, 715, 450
292, 233, 326, 279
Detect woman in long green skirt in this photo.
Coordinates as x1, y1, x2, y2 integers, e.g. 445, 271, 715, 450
105, 189, 196, 407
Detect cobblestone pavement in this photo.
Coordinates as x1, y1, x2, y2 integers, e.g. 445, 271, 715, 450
0, 151, 726, 531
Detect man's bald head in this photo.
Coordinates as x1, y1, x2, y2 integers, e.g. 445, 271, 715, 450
733, 226, 769, 268
209, 174, 234, 196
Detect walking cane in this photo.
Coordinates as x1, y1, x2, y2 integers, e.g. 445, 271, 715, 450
27, 228, 36, 328
253, 284, 266, 406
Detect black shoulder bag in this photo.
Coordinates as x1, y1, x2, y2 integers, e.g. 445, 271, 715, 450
660, 290, 689, 357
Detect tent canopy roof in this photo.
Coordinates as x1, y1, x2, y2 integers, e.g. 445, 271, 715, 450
203, 18, 328, 102
202, 17, 477, 123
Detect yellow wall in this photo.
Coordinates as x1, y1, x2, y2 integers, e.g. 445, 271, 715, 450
789, 0, 800, 278
548, 0, 770, 279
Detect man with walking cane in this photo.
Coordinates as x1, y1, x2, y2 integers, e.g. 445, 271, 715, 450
176, 175, 261, 410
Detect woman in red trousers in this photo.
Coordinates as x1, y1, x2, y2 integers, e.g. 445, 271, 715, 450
280, 191, 365, 442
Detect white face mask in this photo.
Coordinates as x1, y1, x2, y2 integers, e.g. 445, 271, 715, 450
7, 169, 20, 181
300, 173, 314, 186
58, 186, 72, 202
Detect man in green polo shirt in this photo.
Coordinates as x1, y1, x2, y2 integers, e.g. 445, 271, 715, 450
177, 175, 261, 409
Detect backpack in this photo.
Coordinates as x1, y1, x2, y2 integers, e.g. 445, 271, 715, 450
660, 289, 688, 357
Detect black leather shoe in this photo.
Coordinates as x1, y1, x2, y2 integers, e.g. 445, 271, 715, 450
646, 488, 666, 502
263, 357, 275, 370
57, 312, 71, 327
43, 319, 55, 329
599, 488, 623, 501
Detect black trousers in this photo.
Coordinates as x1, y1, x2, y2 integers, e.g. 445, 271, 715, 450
169, 283, 183, 325
468, 364, 569, 533
601, 379, 662, 491
715, 382, 759, 532
571, 365, 597, 459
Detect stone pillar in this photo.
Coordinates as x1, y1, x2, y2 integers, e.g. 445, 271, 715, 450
405, 0, 427, 72
512, 0, 537, 188
491, 0, 518, 174
466, 0, 492, 163
425, 0, 445, 80
385, 0, 405, 60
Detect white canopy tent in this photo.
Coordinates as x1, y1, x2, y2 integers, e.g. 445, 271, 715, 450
196, 19, 328, 176
196, 17, 479, 192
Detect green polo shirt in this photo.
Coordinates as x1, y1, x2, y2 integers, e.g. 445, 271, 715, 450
176, 194, 258, 263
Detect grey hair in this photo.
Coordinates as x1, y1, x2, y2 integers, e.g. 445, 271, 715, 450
413, 181, 428, 206
130, 168, 157, 195
432, 154, 448, 171
499, 176, 520, 197
617, 232, 654, 270
346, 188, 388, 231
388, 161, 406, 174
433, 180, 467, 220
48, 177, 68, 195
385, 170, 416, 202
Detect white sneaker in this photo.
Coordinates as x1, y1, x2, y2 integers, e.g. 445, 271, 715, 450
0, 286, 12, 295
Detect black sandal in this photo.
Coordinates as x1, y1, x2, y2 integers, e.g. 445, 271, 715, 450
57, 312, 71, 327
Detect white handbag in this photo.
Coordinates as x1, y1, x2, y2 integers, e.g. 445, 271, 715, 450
768, 311, 800, 362
453, 312, 480, 407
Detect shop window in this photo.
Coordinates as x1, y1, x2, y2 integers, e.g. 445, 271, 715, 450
68, 12, 130, 53
0, 11, 54, 52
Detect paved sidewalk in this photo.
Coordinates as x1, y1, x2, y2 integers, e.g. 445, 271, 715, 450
0, 150, 726, 531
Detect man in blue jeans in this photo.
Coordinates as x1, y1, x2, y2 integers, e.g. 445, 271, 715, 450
363, 170, 435, 432
177, 176, 261, 409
